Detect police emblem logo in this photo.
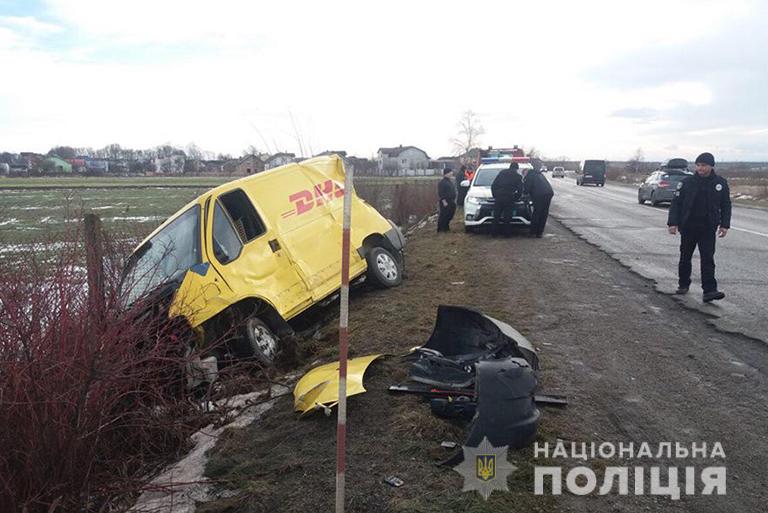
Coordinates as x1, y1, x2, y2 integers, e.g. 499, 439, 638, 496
454, 437, 517, 500
716, 183, 723, 191
476, 455, 496, 481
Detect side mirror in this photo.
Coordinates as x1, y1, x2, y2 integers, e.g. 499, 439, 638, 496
460, 180, 470, 187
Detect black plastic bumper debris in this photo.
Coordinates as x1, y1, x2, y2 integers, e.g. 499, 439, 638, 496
409, 305, 538, 389
444, 357, 540, 466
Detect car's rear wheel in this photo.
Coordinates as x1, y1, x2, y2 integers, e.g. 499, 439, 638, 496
366, 246, 402, 288
232, 317, 279, 366
638, 190, 645, 204
650, 192, 659, 206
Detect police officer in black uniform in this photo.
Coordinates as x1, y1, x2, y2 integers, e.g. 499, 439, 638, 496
667, 152, 731, 302
491, 162, 523, 237
524, 166, 555, 238
437, 168, 457, 232
456, 165, 469, 207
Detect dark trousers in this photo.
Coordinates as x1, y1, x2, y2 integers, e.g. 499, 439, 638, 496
437, 200, 456, 232
457, 186, 468, 207
679, 224, 717, 292
492, 203, 515, 237
530, 194, 553, 237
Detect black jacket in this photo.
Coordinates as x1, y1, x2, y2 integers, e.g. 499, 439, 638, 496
524, 170, 554, 199
491, 169, 523, 205
438, 176, 457, 202
668, 171, 731, 229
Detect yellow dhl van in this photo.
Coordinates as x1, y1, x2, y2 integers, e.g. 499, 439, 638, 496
120, 155, 404, 364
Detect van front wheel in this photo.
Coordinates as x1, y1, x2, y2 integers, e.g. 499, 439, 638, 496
233, 317, 278, 366
366, 246, 402, 288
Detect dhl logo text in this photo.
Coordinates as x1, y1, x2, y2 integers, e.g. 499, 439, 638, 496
282, 180, 345, 218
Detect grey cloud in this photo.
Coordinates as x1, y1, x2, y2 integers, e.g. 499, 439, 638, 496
584, 3, 768, 158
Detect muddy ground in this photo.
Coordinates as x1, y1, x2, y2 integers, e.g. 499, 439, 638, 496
197, 212, 768, 513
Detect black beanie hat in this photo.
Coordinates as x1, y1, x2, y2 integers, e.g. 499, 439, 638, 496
443, 168, 453, 175
508, 162, 519, 171
695, 152, 715, 167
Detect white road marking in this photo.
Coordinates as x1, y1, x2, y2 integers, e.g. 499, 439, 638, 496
730, 226, 768, 238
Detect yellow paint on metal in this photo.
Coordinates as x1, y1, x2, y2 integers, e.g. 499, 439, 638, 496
128, 155, 393, 330
293, 354, 383, 414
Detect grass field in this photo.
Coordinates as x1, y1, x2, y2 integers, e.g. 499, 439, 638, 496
0, 176, 234, 189
0, 176, 439, 251
0, 186, 212, 247
0, 175, 438, 189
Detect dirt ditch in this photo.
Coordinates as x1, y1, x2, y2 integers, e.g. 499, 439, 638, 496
196, 213, 768, 513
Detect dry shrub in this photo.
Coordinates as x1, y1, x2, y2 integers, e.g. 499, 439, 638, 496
390, 182, 438, 231
0, 227, 214, 513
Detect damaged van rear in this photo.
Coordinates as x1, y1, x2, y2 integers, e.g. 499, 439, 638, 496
120, 155, 404, 366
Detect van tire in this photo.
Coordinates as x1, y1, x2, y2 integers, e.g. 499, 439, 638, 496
366, 246, 402, 288
232, 317, 279, 366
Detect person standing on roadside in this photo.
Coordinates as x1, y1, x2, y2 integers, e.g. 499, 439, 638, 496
491, 162, 523, 237
667, 152, 731, 302
437, 168, 457, 232
456, 165, 469, 207
523, 166, 554, 238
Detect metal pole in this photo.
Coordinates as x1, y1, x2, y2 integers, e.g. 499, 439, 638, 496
335, 160, 353, 513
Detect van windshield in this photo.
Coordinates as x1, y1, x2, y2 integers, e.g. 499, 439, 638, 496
121, 206, 201, 306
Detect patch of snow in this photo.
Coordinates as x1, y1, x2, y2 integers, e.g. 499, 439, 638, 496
108, 215, 165, 222
130, 384, 291, 513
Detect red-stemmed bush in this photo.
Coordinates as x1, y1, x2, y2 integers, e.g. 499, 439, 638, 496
0, 227, 212, 513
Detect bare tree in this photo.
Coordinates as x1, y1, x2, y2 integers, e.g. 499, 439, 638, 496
242, 145, 260, 157
451, 110, 485, 156
626, 147, 645, 174
526, 147, 544, 170
185, 143, 203, 161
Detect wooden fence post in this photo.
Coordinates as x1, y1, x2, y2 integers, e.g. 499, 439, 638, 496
84, 213, 105, 320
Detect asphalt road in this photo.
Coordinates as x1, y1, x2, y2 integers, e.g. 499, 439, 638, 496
548, 174, 768, 343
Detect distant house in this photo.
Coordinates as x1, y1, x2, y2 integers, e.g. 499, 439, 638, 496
8, 154, 30, 174
68, 158, 87, 173
376, 145, 430, 174
20, 152, 43, 170
433, 156, 459, 171
236, 154, 265, 175
85, 158, 110, 175
43, 156, 73, 174
110, 159, 130, 174
152, 154, 185, 175
202, 160, 226, 174
264, 152, 296, 170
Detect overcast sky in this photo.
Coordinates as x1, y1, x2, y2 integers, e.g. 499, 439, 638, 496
1, 0, 766, 161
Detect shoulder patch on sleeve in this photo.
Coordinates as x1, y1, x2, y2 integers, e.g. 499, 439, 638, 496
715, 183, 723, 192
676, 181, 683, 190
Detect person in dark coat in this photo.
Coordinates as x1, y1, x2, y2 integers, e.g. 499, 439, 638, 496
437, 168, 457, 232
490, 162, 523, 237
456, 165, 469, 207
524, 167, 555, 237
667, 152, 731, 302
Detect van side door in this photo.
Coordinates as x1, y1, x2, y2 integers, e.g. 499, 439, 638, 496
205, 188, 312, 319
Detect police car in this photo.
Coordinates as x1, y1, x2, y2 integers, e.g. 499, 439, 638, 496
461, 157, 534, 232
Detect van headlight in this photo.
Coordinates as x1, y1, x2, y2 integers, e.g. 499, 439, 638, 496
465, 195, 480, 205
